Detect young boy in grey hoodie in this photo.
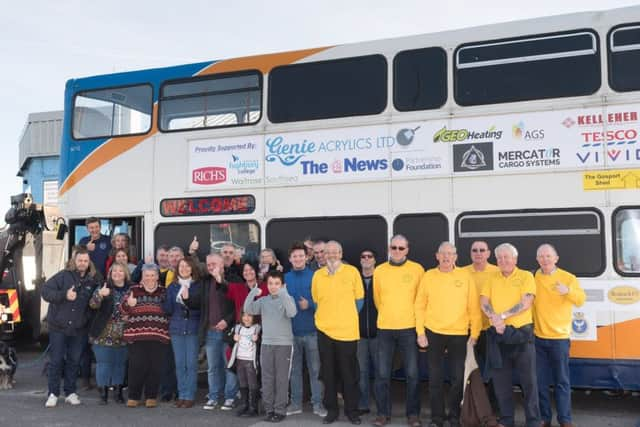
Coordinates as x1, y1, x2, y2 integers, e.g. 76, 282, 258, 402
243, 271, 297, 423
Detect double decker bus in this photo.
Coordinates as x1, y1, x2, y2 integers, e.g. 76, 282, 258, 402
60, 6, 640, 389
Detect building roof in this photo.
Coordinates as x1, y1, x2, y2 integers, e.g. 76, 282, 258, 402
17, 110, 63, 176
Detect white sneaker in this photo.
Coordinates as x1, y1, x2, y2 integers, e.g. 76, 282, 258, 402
286, 403, 303, 415
313, 403, 328, 417
45, 393, 58, 408
203, 399, 218, 410
64, 393, 81, 405
220, 398, 234, 410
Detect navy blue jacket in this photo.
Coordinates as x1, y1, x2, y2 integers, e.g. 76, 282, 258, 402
163, 281, 202, 336
79, 234, 111, 277
42, 269, 98, 336
285, 267, 317, 336
359, 273, 378, 339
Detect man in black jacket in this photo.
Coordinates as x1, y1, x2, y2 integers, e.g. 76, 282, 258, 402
186, 253, 235, 410
357, 249, 378, 416
42, 248, 98, 408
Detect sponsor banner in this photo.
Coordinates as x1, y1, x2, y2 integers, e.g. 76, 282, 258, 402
390, 122, 450, 177
188, 136, 263, 190
264, 126, 394, 185
583, 168, 640, 190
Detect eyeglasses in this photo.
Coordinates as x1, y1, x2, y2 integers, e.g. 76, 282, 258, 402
471, 248, 488, 253
360, 254, 374, 259
390, 246, 406, 251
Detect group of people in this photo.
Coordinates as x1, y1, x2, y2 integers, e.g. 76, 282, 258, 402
41, 216, 585, 427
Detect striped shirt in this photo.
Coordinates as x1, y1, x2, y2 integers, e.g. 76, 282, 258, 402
119, 284, 170, 344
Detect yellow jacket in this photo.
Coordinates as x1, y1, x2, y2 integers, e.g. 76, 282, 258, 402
533, 268, 586, 339
373, 260, 424, 330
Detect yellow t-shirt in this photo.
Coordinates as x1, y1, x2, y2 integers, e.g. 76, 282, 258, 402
373, 260, 424, 330
533, 268, 586, 339
312, 263, 364, 341
415, 267, 482, 338
463, 263, 500, 331
481, 268, 536, 328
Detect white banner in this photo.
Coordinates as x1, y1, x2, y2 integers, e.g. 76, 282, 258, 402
188, 136, 263, 190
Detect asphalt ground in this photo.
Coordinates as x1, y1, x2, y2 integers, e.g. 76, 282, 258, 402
0, 342, 638, 427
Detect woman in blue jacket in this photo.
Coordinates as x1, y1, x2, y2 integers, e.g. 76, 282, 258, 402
163, 257, 202, 408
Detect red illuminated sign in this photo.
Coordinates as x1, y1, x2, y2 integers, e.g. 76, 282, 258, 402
160, 195, 255, 217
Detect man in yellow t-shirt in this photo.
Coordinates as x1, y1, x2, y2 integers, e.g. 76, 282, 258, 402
312, 240, 364, 425
415, 242, 481, 427
371, 235, 424, 427
534, 244, 585, 427
480, 243, 540, 427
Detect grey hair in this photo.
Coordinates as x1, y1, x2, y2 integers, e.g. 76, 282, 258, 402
536, 243, 558, 257
391, 234, 409, 246
168, 246, 184, 255
261, 248, 276, 258
437, 241, 457, 253
207, 252, 223, 261
141, 263, 159, 275
495, 243, 518, 258
325, 240, 343, 252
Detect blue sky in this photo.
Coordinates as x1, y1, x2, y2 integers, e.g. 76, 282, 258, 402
0, 0, 637, 223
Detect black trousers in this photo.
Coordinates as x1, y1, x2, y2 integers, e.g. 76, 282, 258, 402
318, 330, 359, 418
426, 329, 467, 425
127, 341, 167, 400
236, 359, 258, 390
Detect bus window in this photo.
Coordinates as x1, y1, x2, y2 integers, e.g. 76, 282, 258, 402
268, 55, 387, 123
159, 71, 261, 131
69, 217, 143, 262
454, 30, 600, 106
455, 209, 605, 276
613, 207, 640, 276
608, 24, 640, 92
154, 221, 260, 263
72, 84, 152, 140
394, 47, 447, 111
393, 214, 449, 270
266, 216, 387, 269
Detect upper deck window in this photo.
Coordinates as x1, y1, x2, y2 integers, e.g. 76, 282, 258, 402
268, 55, 387, 123
609, 24, 640, 92
159, 71, 261, 131
454, 30, 600, 106
72, 84, 152, 140
394, 47, 447, 111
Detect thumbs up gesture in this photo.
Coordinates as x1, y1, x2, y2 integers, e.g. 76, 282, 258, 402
86, 240, 96, 252
298, 295, 309, 310
188, 236, 199, 255
127, 293, 137, 307
66, 286, 77, 301
99, 282, 111, 297
255, 287, 262, 297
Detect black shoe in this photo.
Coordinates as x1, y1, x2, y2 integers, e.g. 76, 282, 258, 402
242, 389, 259, 417
160, 395, 173, 403
99, 386, 108, 405
270, 413, 286, 423
114, 386, 125, 404
348, 415, 362, 425
265, 412, 275, 422
323, 412, 339, 424
358, 408, 370, 416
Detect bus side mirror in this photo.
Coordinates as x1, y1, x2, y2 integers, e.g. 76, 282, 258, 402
55, 219, 68, 240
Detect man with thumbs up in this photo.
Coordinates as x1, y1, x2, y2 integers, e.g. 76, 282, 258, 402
534, 244, 586, 427
42, 248, 99, 408
78, 217, 111, 277
285, 242, 327, 418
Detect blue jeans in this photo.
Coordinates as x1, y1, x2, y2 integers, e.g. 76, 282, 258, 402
205, 330, 225, 401
375, 328, 420, 418
48, 330, 84, 397
357, 337, 378, 410
92, 344, 128, 387
290, 333, 323, 407
172, 334, 199, 400
536, 337, 572, 424
223, 350, 239, 400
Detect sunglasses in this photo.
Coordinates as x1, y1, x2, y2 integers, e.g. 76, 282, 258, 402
471, 248, 488, 253
390, 246, 407, 251
360, 254, 374, 259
